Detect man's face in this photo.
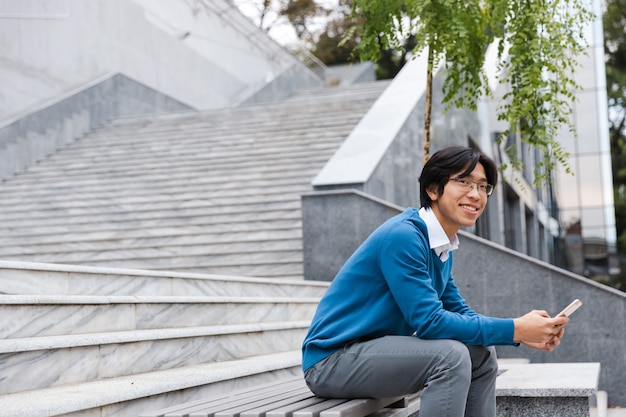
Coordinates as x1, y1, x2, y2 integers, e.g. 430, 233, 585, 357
427, 162, 489, 237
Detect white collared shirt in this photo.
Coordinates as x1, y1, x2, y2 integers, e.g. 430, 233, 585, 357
418, 207, 459, 262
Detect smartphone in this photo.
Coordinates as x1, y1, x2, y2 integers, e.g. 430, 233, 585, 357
557, 299, 582, 317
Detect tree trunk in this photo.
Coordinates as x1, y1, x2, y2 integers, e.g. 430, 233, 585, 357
423, 45, 434, 165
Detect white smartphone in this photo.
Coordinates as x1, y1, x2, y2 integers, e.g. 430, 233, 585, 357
557, 299, 582, 317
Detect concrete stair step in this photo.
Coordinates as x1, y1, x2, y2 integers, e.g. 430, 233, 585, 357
26, 135, 342, 169
0, 171, 319, 206
4, 248, 304, 272
0, 198, 302, 227
0, 218, 301, 246
0, 239, 302, 264
0, 207, 301, 236
0, 349, 302, 417
283, 81, 391, 101
0, 231, 303, 258
58, 256, 306, 278
0, 260, 329, 297
0, 322, 309, 395
1, 162, 326, 195
31, 114, 361, 154
0, 193, 300, 221
100, 84, 387, 129
0, 294, 319, 338
74, 259, 306, 278
7, 150, 332, 184
0, 168, 318, 200
0, 183, 310, 215
76, 112, 367, 143
116, 94, 377, 124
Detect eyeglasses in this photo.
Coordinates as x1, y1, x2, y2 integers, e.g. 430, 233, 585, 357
447, 177, 494, 196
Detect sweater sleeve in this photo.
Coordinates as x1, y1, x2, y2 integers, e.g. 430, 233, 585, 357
378, 220, 515, 346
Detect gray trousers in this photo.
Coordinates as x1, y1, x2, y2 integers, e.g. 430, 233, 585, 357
304, 336, 498, 417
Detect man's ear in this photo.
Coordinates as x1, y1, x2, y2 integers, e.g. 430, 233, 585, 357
426, 185, 439, 202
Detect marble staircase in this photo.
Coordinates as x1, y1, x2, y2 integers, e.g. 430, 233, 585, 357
0, 80, 390, 278
0, 261, 328, 416
0, 82, 390, 416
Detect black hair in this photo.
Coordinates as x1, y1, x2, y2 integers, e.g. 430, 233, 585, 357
419, 145, 498, 208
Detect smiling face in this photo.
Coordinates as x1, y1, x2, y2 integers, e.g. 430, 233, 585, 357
427, 162, 488, 238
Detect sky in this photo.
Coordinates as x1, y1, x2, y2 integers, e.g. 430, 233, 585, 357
232, 0, 339, 48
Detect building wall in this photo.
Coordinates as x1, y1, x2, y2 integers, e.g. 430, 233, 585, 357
555, 1, 617, 279
0, 0, 310, 119
482, 0, 614, 277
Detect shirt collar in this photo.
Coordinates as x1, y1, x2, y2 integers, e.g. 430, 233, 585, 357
418, 207, 459, 262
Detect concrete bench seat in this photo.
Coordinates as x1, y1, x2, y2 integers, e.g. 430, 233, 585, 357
140, 361, 601, 417
138, 376, 421, 417
496, 362, 601, 417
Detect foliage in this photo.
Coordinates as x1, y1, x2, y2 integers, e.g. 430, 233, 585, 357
311, 1, 360, 65
346, 0, 594, 185
281, 0, 326, 41
494, 0, 594, 184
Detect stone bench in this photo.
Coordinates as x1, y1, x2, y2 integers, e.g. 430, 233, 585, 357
496, 362, 601, 417
139, 362, 600, 417
138, 376, 421, 417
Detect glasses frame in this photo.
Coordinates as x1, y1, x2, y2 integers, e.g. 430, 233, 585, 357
447, 177, 494, 196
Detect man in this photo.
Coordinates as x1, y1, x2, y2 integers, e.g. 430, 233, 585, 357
301, 145, 568, 417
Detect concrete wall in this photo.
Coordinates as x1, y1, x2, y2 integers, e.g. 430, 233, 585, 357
302, 189, 404, 281
302, 188, 626, 405
0, 0, 321, 119
454, 231, 626, 407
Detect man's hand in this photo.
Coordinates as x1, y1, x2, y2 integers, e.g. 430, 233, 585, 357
513, 310, 568, 350
520, 327, 564, 351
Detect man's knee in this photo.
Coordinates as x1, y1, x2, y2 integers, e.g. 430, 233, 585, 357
468, 345, 498, 376
436, 340, 473, 379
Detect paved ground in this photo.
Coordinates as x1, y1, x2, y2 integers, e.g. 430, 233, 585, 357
590, 406, 626, 416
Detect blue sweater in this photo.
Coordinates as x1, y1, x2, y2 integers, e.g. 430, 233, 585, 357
302, 208, 515, 372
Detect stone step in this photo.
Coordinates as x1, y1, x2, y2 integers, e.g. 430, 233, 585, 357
0, 193, 299, 222
0, 207, 301, 237
3, 247, 304, 272
99, 83, 388, 129
0, 164, 323, 200
0, 260, 329, 297
0, 321, 309, 395
0, 232, 302, 260
0, 294, 319, 338
32, 113, 361, 152
0, 232, 302, 257
0, 197, 301, 227
25, 134, 342, 171
0, 218, 301, 246
0, 169, 319, 206
284, 82, 391, 101
0, 183, 310, 215
76, 259, 306, 278
1, 242, 303, 267
496, 362, 600, 417
0, 349, 303, 417
17, 161, 316, 188
76, 111, 367, 143
7, 150, 332, 185
113, 93, 378, 125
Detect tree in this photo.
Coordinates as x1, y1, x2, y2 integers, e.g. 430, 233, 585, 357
311, 1, 416, 79
346, 0, 594, 182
